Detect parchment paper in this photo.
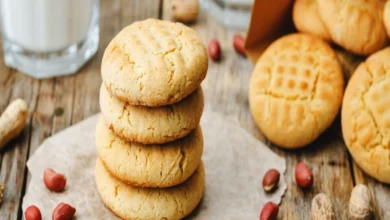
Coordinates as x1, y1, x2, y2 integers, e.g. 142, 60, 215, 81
22, 111, 286, 219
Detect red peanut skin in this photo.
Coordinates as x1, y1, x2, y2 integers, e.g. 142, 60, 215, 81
262, 169, 280, 191
208, 39, 221, 61
260, 202, 279, 220
44, 168, 66, 192
25, 205, 42, 220
233, 34, 246, 56
295, 162, 313, 188
52, 203, 76, 220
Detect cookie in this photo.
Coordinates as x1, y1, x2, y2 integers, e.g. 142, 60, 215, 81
99, 84, 204, 144
249, 33, 344, 148
96, 116, 203, 188
342, 47, 390, 183
316, 0, 387, 55
95, 159, 205, 220
384, 0, 390, 37
293, 0, 331, 41
101, 18, 208, 106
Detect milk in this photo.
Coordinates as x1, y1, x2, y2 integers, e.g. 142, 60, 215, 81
1, 0, 95, 53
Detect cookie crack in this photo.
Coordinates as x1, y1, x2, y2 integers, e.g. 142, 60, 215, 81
256, 91, 309, 101
178, 144, 186, 176
353, 64, 385, 151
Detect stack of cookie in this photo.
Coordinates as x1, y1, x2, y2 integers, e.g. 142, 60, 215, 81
95, 19, 208, 220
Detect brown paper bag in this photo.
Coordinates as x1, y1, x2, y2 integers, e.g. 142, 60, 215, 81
245, 0, 295, 64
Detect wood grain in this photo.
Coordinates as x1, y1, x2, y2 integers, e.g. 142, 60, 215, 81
0, 0, 389, 219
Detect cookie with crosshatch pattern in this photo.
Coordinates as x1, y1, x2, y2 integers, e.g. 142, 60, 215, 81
101, 18, 208, 107
249, 33, 344, 148
95, 159, 205, 220
342, 47, 390, 184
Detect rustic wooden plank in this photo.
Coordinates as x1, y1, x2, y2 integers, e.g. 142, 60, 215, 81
162, 2, 356, 219
0, 71, 39, 220
26, 75, 75, 186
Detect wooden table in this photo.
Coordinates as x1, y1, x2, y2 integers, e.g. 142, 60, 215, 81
0, 0, 389, 219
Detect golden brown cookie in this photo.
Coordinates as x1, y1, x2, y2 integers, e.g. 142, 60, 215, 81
249, 33, 344, 148
293, 0, 331, 41
316, 0, 387, 55
96, 116, 203, 188
95, 159, 205, 220
99, 84, 204, 144
342, 47, 390, 183
101, 18, 208, 106
384, 0, 390, 37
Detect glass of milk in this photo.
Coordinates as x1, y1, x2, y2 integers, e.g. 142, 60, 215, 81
0, 0, 99, 78
200, 0, 253, 30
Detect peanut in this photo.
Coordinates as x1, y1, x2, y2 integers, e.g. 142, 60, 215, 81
52, 203, 76, 220
233, 34, 246, 56
349, 184, 372, 220
44, 168, 66, 192
262, 169, 280, 192
295, 162, 313, 188
25, 205, 42, 220
171, 0, 199, 23
260, 201, 278, 220
208, 39, 221, 62
0, 99, 28, 149
311, 193, 335, 220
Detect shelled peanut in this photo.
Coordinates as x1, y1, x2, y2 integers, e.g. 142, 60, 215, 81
260, 202, 278, 220
0, 98, 28, 149
295, 162, 313, 188
25, 205, 42, 220
262, 169, 280, 192
44, 168, 67, 192
52, 203, 76, 220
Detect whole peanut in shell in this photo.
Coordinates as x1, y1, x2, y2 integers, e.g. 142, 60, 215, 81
311, 193, 335, 220
171, 0, 199, 23
349, 184, 372, 220
0, 99, 28, 149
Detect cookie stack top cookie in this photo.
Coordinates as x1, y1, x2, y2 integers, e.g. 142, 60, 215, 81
101, 18, 208, 106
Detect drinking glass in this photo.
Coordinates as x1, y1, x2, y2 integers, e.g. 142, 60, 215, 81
0, 0, 100, 78
200, 0, 254, 30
